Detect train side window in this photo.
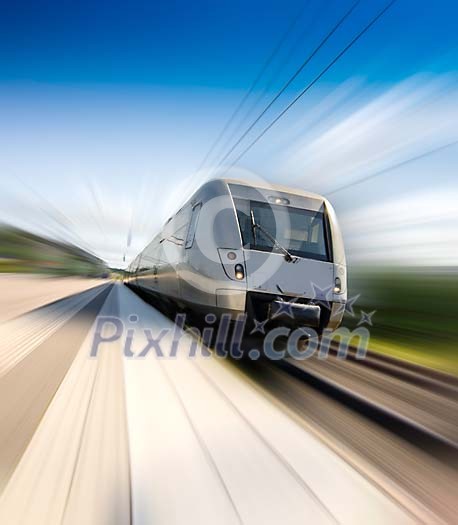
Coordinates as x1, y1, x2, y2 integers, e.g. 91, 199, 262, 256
185, 203, 202, 248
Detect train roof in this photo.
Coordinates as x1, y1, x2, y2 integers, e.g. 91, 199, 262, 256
210, 178, 327, 203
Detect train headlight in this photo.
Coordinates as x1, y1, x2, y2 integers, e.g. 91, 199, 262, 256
235, 264, 245, 280
227, 251, 237, 261
334, 277, 342, 293
268, 196, 290, 205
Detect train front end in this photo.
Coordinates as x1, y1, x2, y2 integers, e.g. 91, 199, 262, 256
228, 182, 347, 333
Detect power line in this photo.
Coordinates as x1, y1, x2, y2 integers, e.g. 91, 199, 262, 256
195, 2, 311, 174
218, 0, 398, 177
213, 0, 361, 171
325, 140, 458, 196
211, 0, 329, 170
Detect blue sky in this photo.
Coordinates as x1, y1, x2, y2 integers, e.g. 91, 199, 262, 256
1, 0, 456, 86
0, 0, 457, 266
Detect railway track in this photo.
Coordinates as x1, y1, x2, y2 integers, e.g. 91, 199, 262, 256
231, 333, 458, 456
327, 341, 458, 397
228, 344, 458, 524
279, 357, 458, 456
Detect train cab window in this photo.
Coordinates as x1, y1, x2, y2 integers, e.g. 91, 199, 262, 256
234, 199, 330, 262
185, 203, 201, 249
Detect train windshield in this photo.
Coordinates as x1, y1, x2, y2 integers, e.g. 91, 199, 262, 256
234, 199, 330, 262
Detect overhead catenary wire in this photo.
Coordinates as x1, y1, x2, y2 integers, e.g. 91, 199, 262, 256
325, 140, 458, 196
169, 4, 313, 222
195, 2, 311, 174
212, 0, 362, 173
217, 0, 398, 177
211, 0, 328, 167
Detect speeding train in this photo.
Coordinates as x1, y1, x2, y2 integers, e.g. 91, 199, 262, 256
124, 179, 347, 333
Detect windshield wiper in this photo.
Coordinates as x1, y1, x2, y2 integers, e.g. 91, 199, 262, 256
250, 210, 297, 263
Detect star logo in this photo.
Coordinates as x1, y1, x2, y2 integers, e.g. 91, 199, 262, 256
357, 310, 376, 326
334, 302, 346, 315
250, 318, 268, 335
271, 297, 297, 319
344, 293, 361, 317
309, 283, 334, 310
333, 293, 361, 316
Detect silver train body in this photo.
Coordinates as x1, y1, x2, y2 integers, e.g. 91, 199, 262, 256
125, 179, 347, 332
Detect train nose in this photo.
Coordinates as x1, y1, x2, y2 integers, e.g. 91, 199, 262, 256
271, 300, 321, 327
245, 251, 335, 298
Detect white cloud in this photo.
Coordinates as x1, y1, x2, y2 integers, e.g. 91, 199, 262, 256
339, 188, 458, 265
282, 74, 458, 194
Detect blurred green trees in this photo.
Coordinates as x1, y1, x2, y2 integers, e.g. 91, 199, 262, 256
348, 267, 458, 373
0, 225, 108, 277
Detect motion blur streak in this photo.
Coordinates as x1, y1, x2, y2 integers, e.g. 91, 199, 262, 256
1, 284, 456, 523
0, 286, 130, 525
0, 283, 112, 495
0, 274, 105, 324
285, 75, 458, 190
340, 190, 458, 265
0, 284, 421, 524
278, 74, 458, 266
